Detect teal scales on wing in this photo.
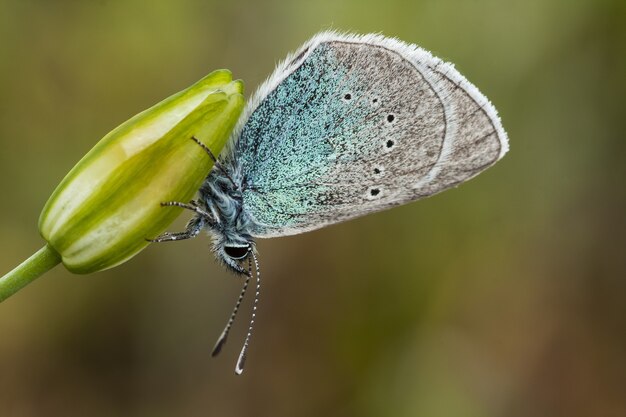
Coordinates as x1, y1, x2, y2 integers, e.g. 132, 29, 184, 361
225, 33, 508, 238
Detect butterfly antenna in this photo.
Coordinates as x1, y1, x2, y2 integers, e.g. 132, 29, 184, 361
211, 254, 252, 357
191, 136, 239, 190
235, 250, 261, 375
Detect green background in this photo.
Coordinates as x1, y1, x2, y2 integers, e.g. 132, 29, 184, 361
1, 0, 624, 416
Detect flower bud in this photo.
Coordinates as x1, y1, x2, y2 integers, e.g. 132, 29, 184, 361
39, 70, 244, 273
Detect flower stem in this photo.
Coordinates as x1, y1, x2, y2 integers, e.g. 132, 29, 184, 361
0, 244, 61, 303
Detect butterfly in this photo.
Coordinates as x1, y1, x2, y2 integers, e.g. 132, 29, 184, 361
150, 31, 509, 374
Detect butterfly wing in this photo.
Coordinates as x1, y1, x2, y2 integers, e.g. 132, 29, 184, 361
231, 32, 508, 238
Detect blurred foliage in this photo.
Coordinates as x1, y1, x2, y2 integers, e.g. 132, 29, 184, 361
0, 0, 624, 416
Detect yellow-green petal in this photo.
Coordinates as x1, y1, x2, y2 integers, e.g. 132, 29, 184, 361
39, 70, 244, 273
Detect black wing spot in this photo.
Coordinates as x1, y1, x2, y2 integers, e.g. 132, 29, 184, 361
387, 114, 395, 123
373, 167, 381, 174
386, 139, 394, 148
372, 98, 378, 103
370, 188, 380, 197
344, 93, 352, 100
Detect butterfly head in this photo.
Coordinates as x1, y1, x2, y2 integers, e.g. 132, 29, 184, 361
221, 242, 253, 275
207, 208, 255, 275
213, 235, 255, 275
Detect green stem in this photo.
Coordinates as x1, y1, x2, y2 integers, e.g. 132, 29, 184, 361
0, 244, 62, 303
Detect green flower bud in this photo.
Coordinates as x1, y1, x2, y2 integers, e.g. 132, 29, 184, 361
38, 70, 244, 273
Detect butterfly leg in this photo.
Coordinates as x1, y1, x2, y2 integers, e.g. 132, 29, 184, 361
147, 200, 212, 242
158, 200, 212, 217
190, 136, 239, 190
147, 214, 206, 243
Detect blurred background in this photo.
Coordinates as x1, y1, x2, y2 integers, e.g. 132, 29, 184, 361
1, 0, 624, 416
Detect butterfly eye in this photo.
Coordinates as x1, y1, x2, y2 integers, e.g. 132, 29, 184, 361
224, 245, 250, 260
